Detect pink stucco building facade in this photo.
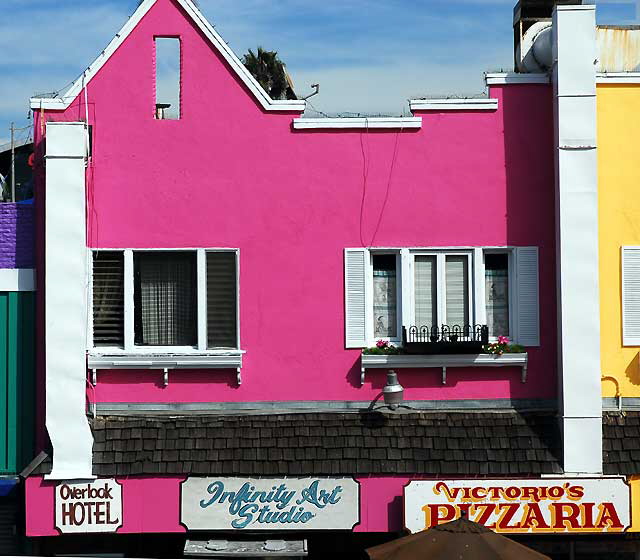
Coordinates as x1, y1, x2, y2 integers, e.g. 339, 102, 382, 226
23, 0, 598, 557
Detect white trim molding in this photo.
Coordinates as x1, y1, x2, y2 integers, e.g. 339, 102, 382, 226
596, 72, 640, 84
552, 3, 602, 475
360, 353, 528, 386
44, 122, 93, 480
409, 98, 498, 112
292, 117, 421, 130
88, 350, 245, 386
30, 0, 306, 113
484, 72, 550, 85
0, 269, 35, 291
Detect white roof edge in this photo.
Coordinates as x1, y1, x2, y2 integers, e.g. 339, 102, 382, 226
596, 72, 640, 84
485, 72, 550, 85
292, 117, 422, 130
555, 4, 595, 9
409, 98, 498, 111
29, 0, 306, 113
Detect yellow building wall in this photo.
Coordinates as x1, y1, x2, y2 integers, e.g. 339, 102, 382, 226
599, 83, 640, 398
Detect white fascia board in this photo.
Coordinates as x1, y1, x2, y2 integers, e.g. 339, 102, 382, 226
596, 73, 640, 84
409, 98, 498, 111
30, 0, 306, 113
485, 72, 550, 85
29, 98, 67, 111
0, 269, 35, 291
292, 117, 422, 130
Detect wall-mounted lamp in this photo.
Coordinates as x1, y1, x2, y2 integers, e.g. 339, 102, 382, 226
382, 370, 404, 409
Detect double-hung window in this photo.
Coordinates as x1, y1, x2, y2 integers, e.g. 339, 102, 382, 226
91, 249, 239, 352
412, 252, 472, 330
345, 247, 539, 349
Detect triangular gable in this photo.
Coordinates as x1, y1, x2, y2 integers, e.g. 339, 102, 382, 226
30, 0, 306, 113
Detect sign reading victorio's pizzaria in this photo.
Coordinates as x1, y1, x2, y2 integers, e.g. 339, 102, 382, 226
404, 478, 631, 534
55, 479, 122, 534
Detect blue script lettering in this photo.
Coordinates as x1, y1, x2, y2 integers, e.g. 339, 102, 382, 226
200, 481, 227, 508
296, 480, 343, 508
231, 504, 259, 529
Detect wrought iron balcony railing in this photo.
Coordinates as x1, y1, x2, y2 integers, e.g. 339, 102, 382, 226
402, 324, 489, 355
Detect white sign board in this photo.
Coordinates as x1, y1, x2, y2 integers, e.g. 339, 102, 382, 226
405, 478, 630, 534
181, 477, 360, 530
55, 479, 122, 534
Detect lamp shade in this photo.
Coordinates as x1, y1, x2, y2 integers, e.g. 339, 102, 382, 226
382, 370, 404, 408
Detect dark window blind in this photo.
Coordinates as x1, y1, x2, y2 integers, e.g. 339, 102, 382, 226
207, 252, 237, 348
92, 251, 124, 346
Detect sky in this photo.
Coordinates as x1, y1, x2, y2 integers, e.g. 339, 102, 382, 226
0, 0, 638, 146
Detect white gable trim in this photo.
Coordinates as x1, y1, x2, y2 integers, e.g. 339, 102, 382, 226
30, 0, 306, 113
409, 98, 498, 111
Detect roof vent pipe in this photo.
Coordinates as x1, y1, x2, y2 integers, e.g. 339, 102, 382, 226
518, 22, 553, 72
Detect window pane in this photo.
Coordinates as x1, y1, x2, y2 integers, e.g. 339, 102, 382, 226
207, 252, 238, 348
485, 253, 509, 337
134, 252, 196, 346
445, 255, 468, 326
155, 37, 181, 119
92, 251, 124, 347
372, 254, 397, 338
414, 256, 436, 329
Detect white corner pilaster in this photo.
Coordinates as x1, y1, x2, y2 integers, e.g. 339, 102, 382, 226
44, 122, 93, 479
552, 5, 602, 474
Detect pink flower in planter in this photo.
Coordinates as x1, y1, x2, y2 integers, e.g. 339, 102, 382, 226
376, 340, 388, 349
497, 336, 510, 345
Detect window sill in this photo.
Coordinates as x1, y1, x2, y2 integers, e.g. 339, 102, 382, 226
87, 350, 245, 386
360, 352, 528, 386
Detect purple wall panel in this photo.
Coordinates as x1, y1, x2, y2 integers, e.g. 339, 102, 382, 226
0, 203, 34, 269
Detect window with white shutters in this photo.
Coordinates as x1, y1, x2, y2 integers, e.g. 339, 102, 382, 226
90, 249, 239, 350
622, 247, 640, 346
347, 246, 539, 348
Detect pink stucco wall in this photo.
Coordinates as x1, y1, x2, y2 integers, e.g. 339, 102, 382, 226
25, 475, 410, 536
36, 0, 556, 407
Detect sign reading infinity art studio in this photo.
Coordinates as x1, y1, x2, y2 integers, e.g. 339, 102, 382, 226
404, 478, 630, 534
181, 477, 360, 530
55, 479, 122, 534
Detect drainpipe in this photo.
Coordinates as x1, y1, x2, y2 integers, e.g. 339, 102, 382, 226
552, 5, 602, 474
44, 122, 93, 479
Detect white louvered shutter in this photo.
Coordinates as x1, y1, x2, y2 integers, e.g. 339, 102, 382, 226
516, 247, 540, 346
622, 247, 640, 345
345, 248, 368, 348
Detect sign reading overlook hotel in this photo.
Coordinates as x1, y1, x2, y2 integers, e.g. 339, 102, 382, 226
55, 479, 122, 534
181, 477, 359, 530
404, 479, 630, 534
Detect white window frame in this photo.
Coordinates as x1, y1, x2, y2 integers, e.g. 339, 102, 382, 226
407, 250, 474, 329
87, 247, 240, 354
366, 250, 403, 345
363, 246, 524, 347
482, 248, 516, 342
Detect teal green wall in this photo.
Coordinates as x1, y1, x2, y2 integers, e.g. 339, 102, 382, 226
0, 291, 35, 474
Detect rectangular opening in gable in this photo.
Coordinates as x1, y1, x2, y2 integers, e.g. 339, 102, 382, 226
155, 37, 181, 120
